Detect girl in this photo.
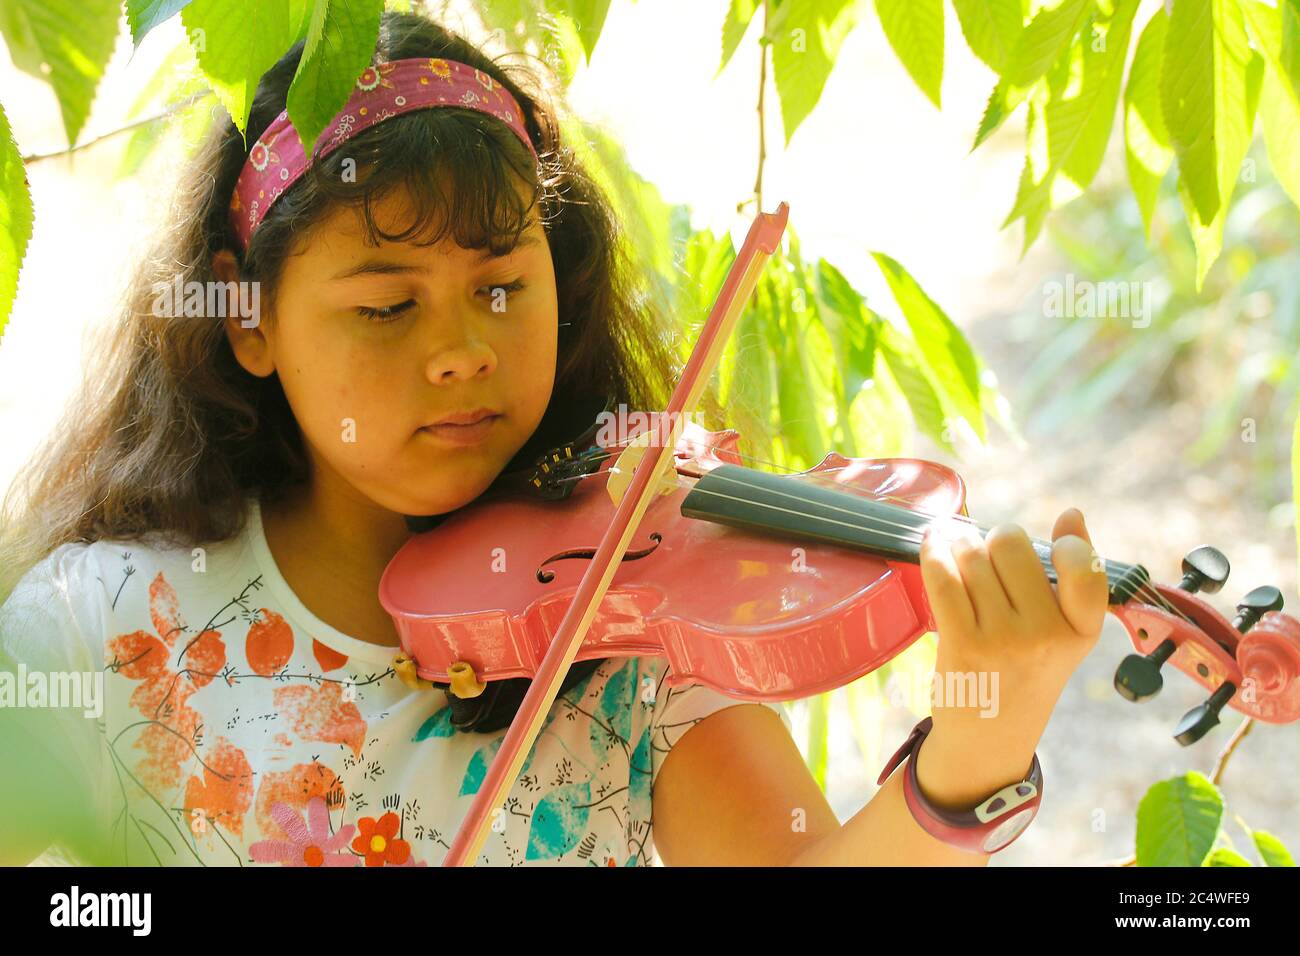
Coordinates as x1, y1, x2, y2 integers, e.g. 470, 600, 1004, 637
0, 10, 1108, 867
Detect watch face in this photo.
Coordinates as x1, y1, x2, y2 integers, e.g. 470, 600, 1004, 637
983, 809, 1034, 853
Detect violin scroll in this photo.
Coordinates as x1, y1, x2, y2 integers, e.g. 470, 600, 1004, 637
1109, 545, 1300, 744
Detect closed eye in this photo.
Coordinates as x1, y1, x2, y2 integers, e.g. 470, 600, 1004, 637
355, 280, 527, 324
479, 279, 527, 301
356, 299, 416, 323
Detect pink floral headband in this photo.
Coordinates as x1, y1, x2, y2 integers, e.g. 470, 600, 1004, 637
228, 57, 539, 251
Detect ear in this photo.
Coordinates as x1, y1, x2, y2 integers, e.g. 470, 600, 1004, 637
213, 250, 275, 378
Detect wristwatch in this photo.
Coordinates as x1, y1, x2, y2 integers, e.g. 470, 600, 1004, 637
876, 716, 1043, 855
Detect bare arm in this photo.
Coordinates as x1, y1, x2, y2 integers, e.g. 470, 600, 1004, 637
654, 508, 1109, 866
653, 701, 1041, 866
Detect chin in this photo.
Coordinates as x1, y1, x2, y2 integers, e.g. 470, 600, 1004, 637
400, 473, 502, 519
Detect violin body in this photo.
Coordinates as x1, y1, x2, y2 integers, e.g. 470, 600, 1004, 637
381, 410, 1300, 725
379, 416, 966, 701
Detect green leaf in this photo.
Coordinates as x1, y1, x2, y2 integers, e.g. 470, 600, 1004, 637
1125, 8, 1174, 238
770, 0, 861, 145
285, 0, 385, 158
117, 42, 212, 177
815, 258, 876, 397
478, 1, 578, 84
0, 101, 34, 348
1004, 1, 1138, 251
972, 75, 1031, 149
877, 321, 953, 451
972, 0, 1091, 149
1163, 0, 1261, 288
1261, 67, 1300, 209
1283, 0, 1300, 98
289, 0, 312, 43
125, 0, 194, 47
1243, 0, 1300, 210
1135, 773, 1223, 866
874, 0, 945, 108
1204, 847, 1252, 866
953, 0, 1023, 73
1002, 0, 1093, 87
1252, 829, 1296, 866
182, 0, 298, 139
719, 0, 760, 77
0, 0, 121, 146
554, 0, 612, 63
760, 267, 828, 465
872, 252, 985, 440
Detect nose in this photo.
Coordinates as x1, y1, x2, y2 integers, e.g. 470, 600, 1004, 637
424, 322, 498, 384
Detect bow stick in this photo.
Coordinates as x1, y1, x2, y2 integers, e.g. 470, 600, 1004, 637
441, 201, 790, 866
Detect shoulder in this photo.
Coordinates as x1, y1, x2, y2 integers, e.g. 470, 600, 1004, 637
0, 516, 254, 666
0, 542, 117, 665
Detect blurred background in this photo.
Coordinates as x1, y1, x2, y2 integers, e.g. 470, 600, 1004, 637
1, 0, 1296, 865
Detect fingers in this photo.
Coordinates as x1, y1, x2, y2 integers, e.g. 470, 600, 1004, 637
1051, 510, 1109, 637
920, 526, 976, 636
983, 523, 1057, 617
925, 521, 1012, 632
1052, 507, 1090, 546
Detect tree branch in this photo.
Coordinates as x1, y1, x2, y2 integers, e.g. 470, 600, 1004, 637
22, 90, 214, 165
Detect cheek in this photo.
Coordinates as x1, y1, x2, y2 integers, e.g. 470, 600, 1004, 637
503, 311, 557, 410
274, 325, 402, 449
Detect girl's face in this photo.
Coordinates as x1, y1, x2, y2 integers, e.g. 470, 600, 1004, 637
225, 177, 558, 517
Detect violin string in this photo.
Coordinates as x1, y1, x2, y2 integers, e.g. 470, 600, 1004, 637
676, 477, 1195, 628
570, 436, 1191, 622
544, 435, 1192, 625
556, 439, 989, 529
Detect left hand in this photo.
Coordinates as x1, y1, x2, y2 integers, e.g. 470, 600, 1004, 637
919, 507, 1109, 743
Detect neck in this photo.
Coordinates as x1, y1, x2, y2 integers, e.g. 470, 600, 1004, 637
260, 464, 413, 647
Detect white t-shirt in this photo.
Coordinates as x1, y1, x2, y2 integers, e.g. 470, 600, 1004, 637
0, 497, 790, 867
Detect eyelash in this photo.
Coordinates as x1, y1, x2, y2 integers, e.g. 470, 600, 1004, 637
355, 280, 528, 324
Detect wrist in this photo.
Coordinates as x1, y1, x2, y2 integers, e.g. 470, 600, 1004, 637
913, 723, 1040, 811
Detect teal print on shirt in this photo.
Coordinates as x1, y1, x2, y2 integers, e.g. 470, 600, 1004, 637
412, 706, 456, 741
588, 659, 634, 764
526, 781, 592, 860
457, 734, 542, 797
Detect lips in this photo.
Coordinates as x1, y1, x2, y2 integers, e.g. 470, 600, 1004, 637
425, 408, 500, 427
417, 408, 502, 447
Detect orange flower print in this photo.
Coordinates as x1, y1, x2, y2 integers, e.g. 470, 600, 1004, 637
105, 571, 232, 792
245, 608, 294, 675
312, 638, 348, 672
352, 812, 423, 867
183, 737, 255, 839
427, 58, 452, 80
274, 682, 366, 756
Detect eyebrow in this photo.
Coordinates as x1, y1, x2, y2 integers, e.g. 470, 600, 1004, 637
330, 233, 542, 280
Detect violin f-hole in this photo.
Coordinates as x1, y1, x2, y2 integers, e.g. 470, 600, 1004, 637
537, 532, 663, 584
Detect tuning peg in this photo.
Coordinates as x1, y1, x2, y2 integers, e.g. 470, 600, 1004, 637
1173, 681, 1237, 746
1232, 586, 1284, 632
1114, 638, 1177, 703
1178, 546, 1230, 594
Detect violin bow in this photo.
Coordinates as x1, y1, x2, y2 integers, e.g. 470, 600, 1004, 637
442, 201, 790, 866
